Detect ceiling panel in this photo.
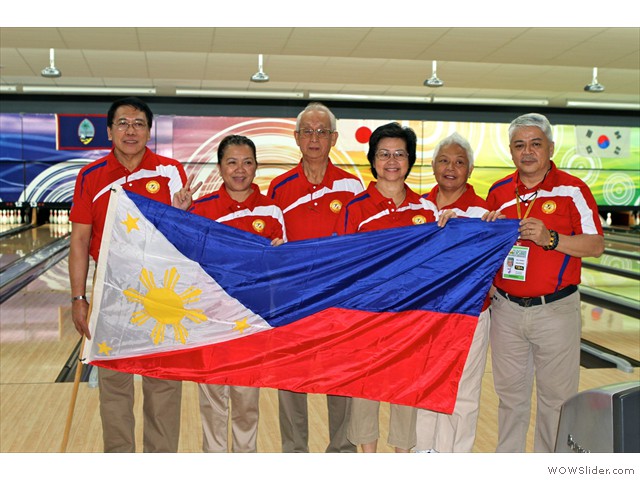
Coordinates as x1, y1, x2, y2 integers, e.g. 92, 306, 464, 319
0, 27, 637, 109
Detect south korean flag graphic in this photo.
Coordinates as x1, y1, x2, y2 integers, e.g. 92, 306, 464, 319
575, 126, 631, 158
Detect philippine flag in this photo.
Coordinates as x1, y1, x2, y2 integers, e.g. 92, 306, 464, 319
83, 187, 519, 413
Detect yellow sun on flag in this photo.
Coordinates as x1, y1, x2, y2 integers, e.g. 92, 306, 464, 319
123, 267, 207, 345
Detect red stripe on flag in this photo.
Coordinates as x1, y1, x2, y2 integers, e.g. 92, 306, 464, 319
92, 307, 478, 413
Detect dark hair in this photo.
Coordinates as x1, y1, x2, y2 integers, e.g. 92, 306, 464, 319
217, 135, 257, 164
107, 97, 153, 128
367, 122, 417, 179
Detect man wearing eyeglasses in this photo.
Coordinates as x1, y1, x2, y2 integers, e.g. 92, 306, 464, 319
267, 102, 364, 452
69, 97, 199, 452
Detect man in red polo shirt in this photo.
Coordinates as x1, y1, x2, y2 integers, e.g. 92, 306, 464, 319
267, 102, 364, 453
486, 113, 604, 453
69, 97, 198, 453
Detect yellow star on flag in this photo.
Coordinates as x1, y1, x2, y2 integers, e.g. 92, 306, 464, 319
121, 212, 140, 233
97, 341, 113, 356
233, 317, 250, 334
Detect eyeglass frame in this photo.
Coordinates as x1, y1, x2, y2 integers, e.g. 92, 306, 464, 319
111, 119, 149, 131
374, 149, 409, 161
296, 128, 335, 139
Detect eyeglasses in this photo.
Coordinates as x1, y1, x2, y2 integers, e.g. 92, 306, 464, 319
375, 150, 409, 161
297, 128, 334, 139
112, 120, 148, 131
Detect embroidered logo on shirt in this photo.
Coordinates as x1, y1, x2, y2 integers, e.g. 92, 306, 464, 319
252, 219, 266, 233
412, 215, 427, 225
146, 180, 160, 194
541, 200, 556, 214
329, 199, 343, 214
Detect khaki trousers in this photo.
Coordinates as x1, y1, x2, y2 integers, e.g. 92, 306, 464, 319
278, 390, 356, 453
490, 290, 581, 452
415, 308, 490, 452
198, 384, 259, 453
347, 398, 417, 451
98, 368, 182, 452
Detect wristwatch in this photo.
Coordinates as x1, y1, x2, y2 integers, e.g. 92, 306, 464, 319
71, 295, 87, 302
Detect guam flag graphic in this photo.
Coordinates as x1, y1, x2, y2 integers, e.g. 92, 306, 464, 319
56, 114, 112, 150
576, 126, 631, 158
83, 187, 519, 413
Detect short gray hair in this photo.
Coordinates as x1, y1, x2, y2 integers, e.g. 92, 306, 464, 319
433, 132, 475, 168
508, 113, 553, 143
295, 102, 337, 131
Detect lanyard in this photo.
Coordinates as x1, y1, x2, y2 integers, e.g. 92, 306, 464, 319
514, 166, 552, 219
515, 188, 538, 220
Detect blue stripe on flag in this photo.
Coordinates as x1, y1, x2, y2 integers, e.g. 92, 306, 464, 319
127, 190, 519, 327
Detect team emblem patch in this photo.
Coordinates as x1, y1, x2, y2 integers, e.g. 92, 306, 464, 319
252, 219, 266, 233
412, 215, 427, 225
329, 199, 343, 214
541, 200, 556, 214
145, 181, 160, 194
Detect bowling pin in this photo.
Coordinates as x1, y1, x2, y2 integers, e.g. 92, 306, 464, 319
1, 210, 6, 225
606, 212, 612, 226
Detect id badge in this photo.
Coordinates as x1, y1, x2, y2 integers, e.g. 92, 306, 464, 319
502, 245, 529, 281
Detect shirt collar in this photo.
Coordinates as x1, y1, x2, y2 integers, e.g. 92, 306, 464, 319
220, 183, 260, 209
106, 147, 151, 173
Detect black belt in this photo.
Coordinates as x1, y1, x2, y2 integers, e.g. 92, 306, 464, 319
496, 285, 578, 308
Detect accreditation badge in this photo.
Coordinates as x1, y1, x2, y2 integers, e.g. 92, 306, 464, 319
502, 245, 528, 281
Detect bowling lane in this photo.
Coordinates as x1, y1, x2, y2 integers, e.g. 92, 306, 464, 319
0, 224, 70, 270
0, 255, 94, 384
581, 302, 640, 363
581, 268, 640, 303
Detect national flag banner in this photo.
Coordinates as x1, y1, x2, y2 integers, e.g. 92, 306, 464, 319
83, 187, 519, 413
575, 125, 631, 158
56, 114, 111, 150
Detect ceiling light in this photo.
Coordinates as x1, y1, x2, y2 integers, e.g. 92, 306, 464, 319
250, 54, 269, 83
176, 89, 303, 99
22, 86, 156, 95
41, 48, 61, 78
432, 96, 549, 107
308, 93, 431, 103
424, 60, 444, 88
584, 67, 605, 93
0, 85, 18, 93
566, 100, 639, 110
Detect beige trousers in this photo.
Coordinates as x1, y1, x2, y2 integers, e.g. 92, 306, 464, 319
198, 384, 259, 453
490, 290, 581, 452
415, 308, 490, 452
278, 390, 356, 452
98, 368, 182, 452
347, 397, 417, 451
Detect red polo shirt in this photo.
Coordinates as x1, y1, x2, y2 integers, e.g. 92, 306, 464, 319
422, 183, 490, 217
486, 162, 603, 297
69, 147, 187, 261
267, 159, 364, 241
340, 182, 437, 234
189, 183, 285, 241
